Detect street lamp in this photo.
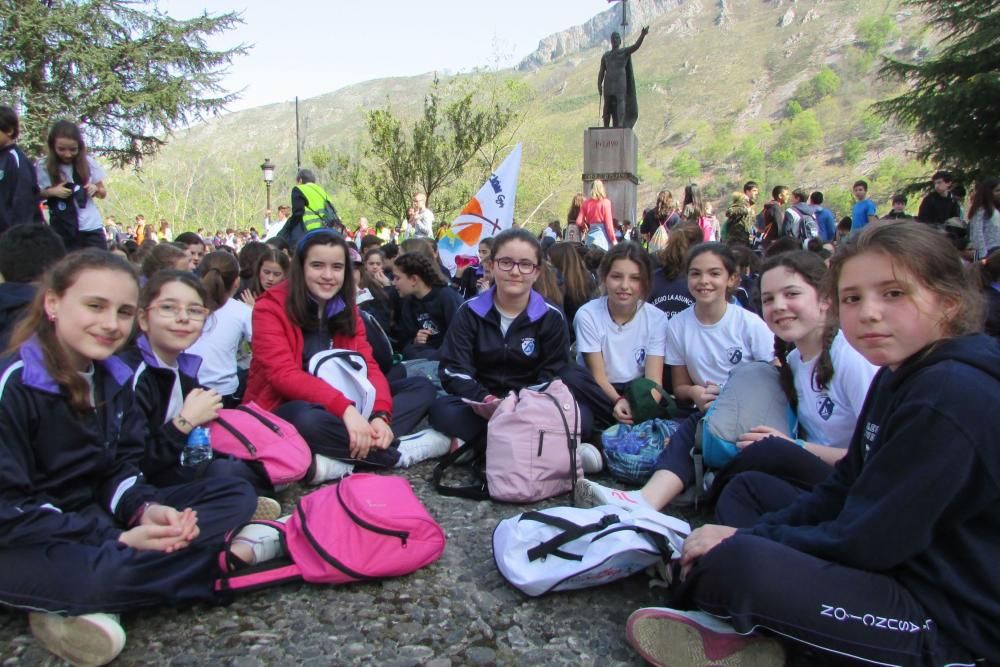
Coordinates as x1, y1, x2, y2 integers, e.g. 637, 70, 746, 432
260, 158, 275, 215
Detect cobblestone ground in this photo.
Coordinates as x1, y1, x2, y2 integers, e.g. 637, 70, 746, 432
0, 463, 829, 666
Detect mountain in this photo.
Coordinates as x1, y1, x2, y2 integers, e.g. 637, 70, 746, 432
105, 0, 933, 231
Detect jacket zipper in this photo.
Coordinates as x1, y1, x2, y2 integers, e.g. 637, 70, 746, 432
336, 481, 409, 546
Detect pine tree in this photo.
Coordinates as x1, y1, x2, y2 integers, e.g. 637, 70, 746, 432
0, 0, 246, 166
875, 0, 1000, 184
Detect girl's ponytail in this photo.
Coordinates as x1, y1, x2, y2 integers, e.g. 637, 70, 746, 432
812, 322, 838, 394
774, 336, 797, 409
198, 251, 239, 311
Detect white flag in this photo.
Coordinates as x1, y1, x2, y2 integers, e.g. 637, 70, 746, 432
438, 144, 522, 274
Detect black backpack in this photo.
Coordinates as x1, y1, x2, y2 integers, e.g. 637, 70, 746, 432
782, 207, 819, 241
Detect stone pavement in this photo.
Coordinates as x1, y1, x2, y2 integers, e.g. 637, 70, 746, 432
0, 463, 833, 666
0, 462, 676, 666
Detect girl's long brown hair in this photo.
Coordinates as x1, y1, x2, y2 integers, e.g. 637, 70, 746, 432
286, 231, 356, 337
9, 250, 138, 413
547, 241, 596, 308
46, 120, 90, 187
827, 221, 984, 337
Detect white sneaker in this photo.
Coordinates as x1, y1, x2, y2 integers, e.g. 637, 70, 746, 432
578, 442, 604, 474
30, 612, 126, 667
574, 478, 649, 511
232, 522, 284, 565
309, 454, 354, 484
395, 428, 452, 467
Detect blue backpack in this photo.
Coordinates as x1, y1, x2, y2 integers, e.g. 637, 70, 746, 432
697, 362, 798, 468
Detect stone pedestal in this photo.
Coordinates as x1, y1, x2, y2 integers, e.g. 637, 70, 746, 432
583, 127, 638, 227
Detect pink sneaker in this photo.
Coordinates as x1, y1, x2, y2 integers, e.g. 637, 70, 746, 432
626, 607, 785, 667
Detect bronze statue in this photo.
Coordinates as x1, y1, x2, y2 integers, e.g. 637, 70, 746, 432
598, 26, 648, 129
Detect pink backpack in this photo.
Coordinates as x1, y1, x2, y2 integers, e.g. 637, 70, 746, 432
209, 402, 312, 485
215, 474, 446, 591
487, 380, 582, 503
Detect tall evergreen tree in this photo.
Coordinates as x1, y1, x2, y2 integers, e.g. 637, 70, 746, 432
875, 0, 1000, 184
0, 0, 246, 165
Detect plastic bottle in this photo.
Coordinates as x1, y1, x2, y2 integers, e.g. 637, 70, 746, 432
180, 426, 213, 467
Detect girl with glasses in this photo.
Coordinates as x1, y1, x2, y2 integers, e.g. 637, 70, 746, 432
119, 270, 276, 513
430, 228, 609, 463
0, 251, 257, 665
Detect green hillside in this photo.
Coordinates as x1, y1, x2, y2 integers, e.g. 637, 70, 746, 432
103, 0, 935, 232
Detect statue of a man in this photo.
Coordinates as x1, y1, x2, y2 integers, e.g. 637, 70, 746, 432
598, 26, 649, 129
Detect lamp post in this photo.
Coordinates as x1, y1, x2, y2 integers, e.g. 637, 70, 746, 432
260, 158, 275, 215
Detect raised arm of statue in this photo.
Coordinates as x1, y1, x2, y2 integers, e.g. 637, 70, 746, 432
626, 26, 650, 55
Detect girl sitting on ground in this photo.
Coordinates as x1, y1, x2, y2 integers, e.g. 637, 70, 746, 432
429, 228, 607, 471
0, 250, 258, 666
392, 252, 464, 361
121, 270, 274, 511
576, 242, 773, 510
244, 230, 450, 484
574, 241, 667, 426
626, 221, 1000, 667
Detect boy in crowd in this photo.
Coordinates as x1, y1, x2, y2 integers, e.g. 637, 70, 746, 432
850, 180, 878, 232
918, 170, 961, 225
0, 106, 45, 233
0, 224, 66, 347
809, 191, 837, 241
883, 194, 913, 220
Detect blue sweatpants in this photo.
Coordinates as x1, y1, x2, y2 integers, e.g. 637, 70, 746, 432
670, 471, 979, 666
276, 376, 435, 467
0, 476, 256, 615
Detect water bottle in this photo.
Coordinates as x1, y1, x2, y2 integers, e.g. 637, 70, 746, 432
180, 426, 213, 467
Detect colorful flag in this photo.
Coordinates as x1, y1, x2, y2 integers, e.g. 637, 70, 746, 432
437, 143, 522, 274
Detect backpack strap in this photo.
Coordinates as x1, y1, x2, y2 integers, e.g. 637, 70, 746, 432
538, 388, 579, 502
214, 520, 302, 593
431, 441, 489, 500
521, 511, 620, 562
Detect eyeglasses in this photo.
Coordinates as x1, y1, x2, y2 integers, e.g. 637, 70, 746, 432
493, 257, 539, 274
148, 302, 209, 322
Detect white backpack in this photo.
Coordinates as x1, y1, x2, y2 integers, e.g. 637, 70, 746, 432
307, 349, 377, 418
492, 505, 690, 597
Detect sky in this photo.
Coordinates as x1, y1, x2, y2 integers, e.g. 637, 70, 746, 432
157, 0, 616, 112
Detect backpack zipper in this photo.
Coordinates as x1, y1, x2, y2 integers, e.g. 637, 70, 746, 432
235, 405, 281, 434
296, 503, 378, 581
213, 417, 257, 456
336, 480, 410, 546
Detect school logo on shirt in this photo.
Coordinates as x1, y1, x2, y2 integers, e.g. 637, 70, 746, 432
726, 347, 743, 364
634, 347, 646, 367
521, 337, 536, 356
862, 421, 879, 460
817, 395, 835, 421
57, 201, 67, 211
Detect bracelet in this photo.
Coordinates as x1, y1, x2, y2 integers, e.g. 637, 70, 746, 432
615, 396, 628, 405
174, 413, 193, 429
794, 438, 806, 448
370, 410, 392, 425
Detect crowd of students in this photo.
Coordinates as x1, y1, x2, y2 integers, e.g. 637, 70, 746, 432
1, 103, 998, 666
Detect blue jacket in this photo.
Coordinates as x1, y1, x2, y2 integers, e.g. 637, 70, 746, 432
0, 338, 160, 548
393, 284, 465, 361
117, 335, 203, 480
744, 334, 1000, 659
437, 288, 570, 401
